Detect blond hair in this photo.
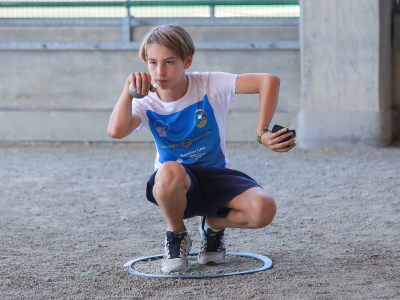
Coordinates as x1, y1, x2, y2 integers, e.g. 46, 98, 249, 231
139, 24, 195, 63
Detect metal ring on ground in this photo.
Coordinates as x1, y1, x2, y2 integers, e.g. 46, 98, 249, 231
123, 251, 273, 279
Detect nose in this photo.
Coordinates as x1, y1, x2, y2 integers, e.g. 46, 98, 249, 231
157, 64, 166, 76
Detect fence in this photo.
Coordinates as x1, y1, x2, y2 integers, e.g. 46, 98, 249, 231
0, 0, 300, 50
0, 0, 299, 18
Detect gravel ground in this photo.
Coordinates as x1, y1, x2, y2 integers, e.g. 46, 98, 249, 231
0, 142, 399, 299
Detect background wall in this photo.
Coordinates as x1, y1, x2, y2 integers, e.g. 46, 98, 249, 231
1, 1, 399, 145
299, 0, 395, 147
392, 14, 400, 141
393, 50, 400, 141
0, 25, 300, 142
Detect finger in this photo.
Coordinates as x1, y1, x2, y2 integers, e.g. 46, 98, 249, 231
271, 137, 295, 151
280, 138, 296, 148
288, 143, 296, 150
275, 143, 296, 152
268, 141, 283, 151
285, 143, 296, 151
135, 73, 142, 94
150, 84, 156, 92
146, 74, 153, 94
140, 72, 148, 95
271, 128, 287, 138
277, 135, 296, 148
275, 131, 294, 143
128, 73, 136, 89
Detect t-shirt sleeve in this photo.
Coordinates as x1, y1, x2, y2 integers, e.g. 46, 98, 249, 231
207, 72, 237, 106
131, 100, 147, 133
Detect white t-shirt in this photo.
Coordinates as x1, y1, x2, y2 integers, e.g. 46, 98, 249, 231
131, 71, 237, 170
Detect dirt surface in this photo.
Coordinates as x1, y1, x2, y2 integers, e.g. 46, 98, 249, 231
1, 142, 399, 299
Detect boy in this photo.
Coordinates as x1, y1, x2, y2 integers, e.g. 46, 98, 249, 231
108, 24, 295, 273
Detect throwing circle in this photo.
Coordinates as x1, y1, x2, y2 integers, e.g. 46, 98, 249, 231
123, 251, 273, 279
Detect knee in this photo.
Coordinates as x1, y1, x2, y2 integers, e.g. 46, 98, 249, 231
153, 162, 188, 196
249, 194, 276, 229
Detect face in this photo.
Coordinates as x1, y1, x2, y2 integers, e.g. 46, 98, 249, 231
146, 43, 192, 91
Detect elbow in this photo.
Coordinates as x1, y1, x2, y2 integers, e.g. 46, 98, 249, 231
107, 127, 124, 139
266, 74, 280, 86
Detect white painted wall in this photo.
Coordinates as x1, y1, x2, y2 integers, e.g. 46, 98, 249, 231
0, 25, 300, 142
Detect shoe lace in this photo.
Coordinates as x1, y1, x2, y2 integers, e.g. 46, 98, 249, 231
166, 232, 184, 259
205, 230, 224, 252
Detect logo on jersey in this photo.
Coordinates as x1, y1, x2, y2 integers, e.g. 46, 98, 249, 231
194, 109, 207, 128
189, 153, 205, 159
160, 131, 211, 149
154, 120, 170, 138
180, 139, 192, 148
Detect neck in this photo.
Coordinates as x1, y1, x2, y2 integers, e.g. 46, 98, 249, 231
157, 74, 189, 103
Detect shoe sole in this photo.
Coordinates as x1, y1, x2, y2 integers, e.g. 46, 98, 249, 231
200, 261, 219, 265
163, 267, 190, 273
162, 262, 190, 273
197, 258, 225, 265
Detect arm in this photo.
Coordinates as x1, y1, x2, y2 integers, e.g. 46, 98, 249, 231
107, 72, 154, 139
236, 73, 295, 152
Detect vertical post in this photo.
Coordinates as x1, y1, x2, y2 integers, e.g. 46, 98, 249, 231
210, 5, 215, 17
209, 0, 215, 17
299, 0, 393, 147
122, 1, 131, 43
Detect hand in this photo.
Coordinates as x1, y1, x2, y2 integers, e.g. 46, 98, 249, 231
127, 72, 156, 97
260, 128, 296, 152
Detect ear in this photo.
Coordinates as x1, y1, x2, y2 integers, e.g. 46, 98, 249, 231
183, 55, 193, 69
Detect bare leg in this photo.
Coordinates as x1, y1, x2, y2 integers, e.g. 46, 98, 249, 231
206, 187, 277, 231
152, 162, 191, 232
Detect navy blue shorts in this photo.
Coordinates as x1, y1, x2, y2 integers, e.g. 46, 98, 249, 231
146, 164, 262, 219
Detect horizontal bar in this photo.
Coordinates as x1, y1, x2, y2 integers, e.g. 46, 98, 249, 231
196, 40, 299, 49
0, 1, 298, 8
0, 1, 122, 8
0, 40, 299, 50
0, 17, 299, 26
0, 41, 139, 50
0, 17, 122, 26
132, 17, 299, 26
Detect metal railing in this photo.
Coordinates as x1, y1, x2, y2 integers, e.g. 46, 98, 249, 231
0, 0, 299, 18
0, 0, 300, 51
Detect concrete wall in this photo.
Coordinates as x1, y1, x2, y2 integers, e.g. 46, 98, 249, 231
0, 25, 300, 142
299, 0, 394, 147
0, 26, 122, 42
393, 50, 400, 140
392, 14, 400, 140
3, 3, 398, 145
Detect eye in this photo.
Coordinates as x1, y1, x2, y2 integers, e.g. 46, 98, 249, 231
149, 61, 156, 65
166, 61, 174, 65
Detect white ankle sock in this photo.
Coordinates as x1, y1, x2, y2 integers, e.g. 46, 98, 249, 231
204, 217, 222, 232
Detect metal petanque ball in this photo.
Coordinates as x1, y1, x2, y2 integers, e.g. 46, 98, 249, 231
129, 83, 146, 99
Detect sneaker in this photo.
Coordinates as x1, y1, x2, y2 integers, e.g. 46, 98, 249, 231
198, 216, 226, 265
162, 231, 192, 273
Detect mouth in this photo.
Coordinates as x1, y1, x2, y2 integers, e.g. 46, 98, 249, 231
157, 79, 167, 84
